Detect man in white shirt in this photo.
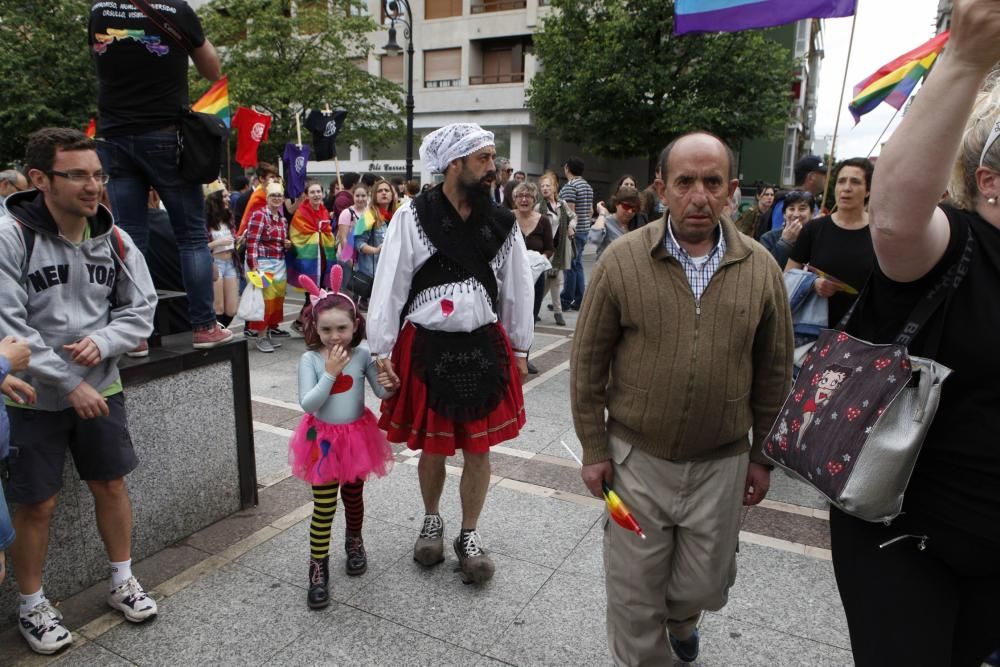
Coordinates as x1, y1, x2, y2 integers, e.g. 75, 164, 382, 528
368, 123, 534, 585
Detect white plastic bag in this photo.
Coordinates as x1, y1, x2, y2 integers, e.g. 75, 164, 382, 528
237, 284, 264, 322
525, 249, 552, 282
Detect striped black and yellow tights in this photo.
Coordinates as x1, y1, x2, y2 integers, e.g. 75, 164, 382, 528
309, 481, 364, 559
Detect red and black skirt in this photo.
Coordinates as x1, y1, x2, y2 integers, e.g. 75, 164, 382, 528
379, 322, 525, 455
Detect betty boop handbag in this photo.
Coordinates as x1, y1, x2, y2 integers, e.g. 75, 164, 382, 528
763, 230, 973, 522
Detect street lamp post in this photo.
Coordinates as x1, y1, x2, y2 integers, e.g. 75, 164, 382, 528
383, 0, 415, 182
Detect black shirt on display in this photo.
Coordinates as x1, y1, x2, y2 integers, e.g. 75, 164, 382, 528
89, 0, 206, 136
846, 205, 1000, 545
788, 215, 876, 326
305, 110, 347, 161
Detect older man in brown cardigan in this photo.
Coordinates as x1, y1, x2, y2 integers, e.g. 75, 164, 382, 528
571, 132, 793, 666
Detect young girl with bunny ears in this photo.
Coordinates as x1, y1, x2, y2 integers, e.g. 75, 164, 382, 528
289, 266, 399, 609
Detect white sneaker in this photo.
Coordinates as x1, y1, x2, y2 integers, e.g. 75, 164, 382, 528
107, 576, 158, 622
18, 600, 72, 655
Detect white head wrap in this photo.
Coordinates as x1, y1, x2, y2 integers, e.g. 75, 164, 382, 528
419, 123, 495, 173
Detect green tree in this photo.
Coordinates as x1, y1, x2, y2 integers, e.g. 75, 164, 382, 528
527, 0, 795, 172
0, 1, 97, 166
196, 0, 404, 166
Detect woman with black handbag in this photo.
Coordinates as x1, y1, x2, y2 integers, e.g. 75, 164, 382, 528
829, 1, 1000, 664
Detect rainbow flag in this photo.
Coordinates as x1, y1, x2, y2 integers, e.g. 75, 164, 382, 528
192, 75, 231, 128
848, 31, 949, 123
603, 482, 645, 539
338, 208, 375, 264
674, 0, 856, 35
287, 203, 336, 292
85, 118, 96, 138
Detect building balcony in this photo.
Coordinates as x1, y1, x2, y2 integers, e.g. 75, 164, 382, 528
425, 78, 462, 88
469, 72, 525, 85
471, 0, 527, 14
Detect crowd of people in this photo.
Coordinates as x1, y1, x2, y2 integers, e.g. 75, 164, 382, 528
0, 0, 998, 665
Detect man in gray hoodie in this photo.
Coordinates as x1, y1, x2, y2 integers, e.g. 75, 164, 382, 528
0, 128, 158, 655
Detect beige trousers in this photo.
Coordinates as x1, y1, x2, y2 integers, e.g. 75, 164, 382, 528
603, 433, 748, 666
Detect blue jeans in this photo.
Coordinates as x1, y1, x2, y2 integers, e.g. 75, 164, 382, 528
561, 234, 587, 308
97, 131, 217, 329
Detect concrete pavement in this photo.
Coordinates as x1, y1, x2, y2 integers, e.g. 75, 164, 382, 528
1, 249, 856, 666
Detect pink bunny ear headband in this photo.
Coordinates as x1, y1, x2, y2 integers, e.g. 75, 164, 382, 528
298, 265, 357, 316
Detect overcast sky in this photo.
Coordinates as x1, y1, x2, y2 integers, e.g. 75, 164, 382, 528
814, 0, 940, 160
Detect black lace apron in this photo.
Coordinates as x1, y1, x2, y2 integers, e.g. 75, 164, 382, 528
403, 187, 516, 422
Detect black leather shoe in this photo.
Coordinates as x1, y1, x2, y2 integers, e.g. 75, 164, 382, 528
307, 557, 330, 609
526, 361, 539, 374
669, 628, 700, 663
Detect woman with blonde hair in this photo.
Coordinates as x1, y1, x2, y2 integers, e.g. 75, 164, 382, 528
536, 170, 575, 325
827, 2, 1000, 664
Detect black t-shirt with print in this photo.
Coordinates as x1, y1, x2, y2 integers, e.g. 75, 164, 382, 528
846, 205, 1000, 545
89, 0, 206, 136
789, 215, 876, 326
305, 110, 347, 161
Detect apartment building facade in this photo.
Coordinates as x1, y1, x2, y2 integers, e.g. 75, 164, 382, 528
189, 0, 819, 193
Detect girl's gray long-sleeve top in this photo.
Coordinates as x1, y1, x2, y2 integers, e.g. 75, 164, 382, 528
298, 345, 391, 424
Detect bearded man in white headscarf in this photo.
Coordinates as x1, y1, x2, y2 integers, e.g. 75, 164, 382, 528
367, 123, 533, 584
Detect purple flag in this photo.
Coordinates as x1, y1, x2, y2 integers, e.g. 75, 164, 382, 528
674, 0, 857, 36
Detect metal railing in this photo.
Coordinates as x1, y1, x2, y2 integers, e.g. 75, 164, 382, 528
471, 0, 527, 13
469, 72, 525, 85
425, 78, 462, 88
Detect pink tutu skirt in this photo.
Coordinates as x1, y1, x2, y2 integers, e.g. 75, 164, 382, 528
288, 409, 394, 485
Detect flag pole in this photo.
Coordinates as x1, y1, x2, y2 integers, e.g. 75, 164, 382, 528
866, 104, 903, 158
820, 4, 860, 210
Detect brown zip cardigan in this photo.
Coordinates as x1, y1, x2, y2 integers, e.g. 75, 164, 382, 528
571, 215, 793, 466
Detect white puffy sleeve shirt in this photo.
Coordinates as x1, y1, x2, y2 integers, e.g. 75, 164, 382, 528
366, 201, 534, 359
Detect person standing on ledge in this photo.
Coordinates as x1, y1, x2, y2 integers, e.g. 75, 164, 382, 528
89, 0, 231, 350
571, 131, 793, 666
0, 128, 158, 655
367, 123, 534, 585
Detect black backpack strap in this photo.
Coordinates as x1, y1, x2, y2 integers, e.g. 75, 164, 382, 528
128, 0, 197, 54
16, 221, 35, 284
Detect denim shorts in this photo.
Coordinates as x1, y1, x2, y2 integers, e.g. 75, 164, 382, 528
0, 485, 12, 551
214, 256, 239, 279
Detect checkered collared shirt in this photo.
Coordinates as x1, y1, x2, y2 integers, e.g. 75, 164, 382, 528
663, 217, 727, 302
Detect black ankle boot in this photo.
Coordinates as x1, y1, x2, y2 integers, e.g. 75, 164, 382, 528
345, 535, 368, 576
307, 557, 330, 609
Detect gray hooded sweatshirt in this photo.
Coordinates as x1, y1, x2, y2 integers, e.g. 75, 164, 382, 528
0, 189, 157, 411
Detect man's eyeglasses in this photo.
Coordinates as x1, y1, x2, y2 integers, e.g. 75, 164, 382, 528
49, 170, 110, 185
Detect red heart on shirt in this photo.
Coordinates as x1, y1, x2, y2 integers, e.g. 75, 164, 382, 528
441, 299, 454, 317
330, 374, 354, 394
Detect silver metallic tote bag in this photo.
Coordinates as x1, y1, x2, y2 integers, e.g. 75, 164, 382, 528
764, 230, 973, 522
